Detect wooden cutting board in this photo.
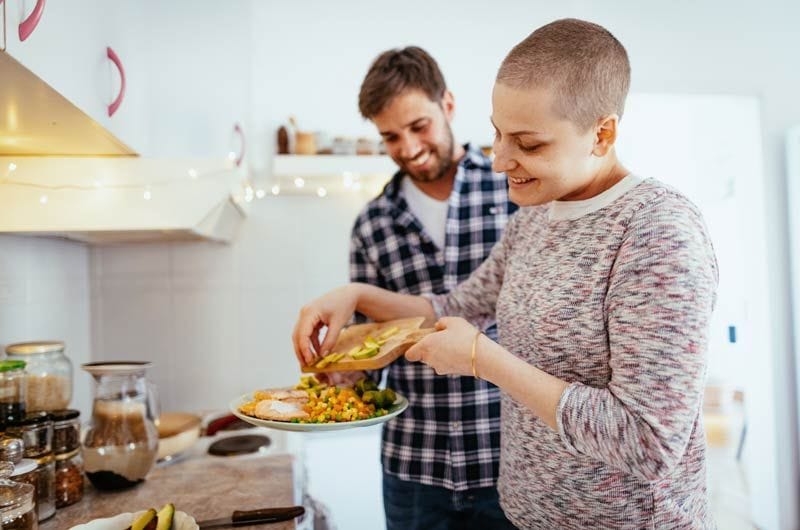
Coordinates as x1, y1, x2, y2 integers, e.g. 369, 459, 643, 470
301, 317, 434, 373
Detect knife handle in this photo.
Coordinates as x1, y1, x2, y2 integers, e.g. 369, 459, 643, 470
231, 506, 305, 526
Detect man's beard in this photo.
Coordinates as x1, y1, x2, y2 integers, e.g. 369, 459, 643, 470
404, 128, 456, 183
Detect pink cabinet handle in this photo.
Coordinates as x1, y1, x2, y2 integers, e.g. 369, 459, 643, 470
18, 0, 45, 42
234, 123, 245, 167
106, 46, 126, 117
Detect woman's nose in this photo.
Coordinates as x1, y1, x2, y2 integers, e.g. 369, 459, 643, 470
492, 145, 517, 174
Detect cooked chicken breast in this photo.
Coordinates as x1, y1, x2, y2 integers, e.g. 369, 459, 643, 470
254, 399, 310, 421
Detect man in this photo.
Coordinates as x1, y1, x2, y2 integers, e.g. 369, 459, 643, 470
353, 47, 516, 530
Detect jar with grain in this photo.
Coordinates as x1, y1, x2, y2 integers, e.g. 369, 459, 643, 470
5, 413, 55, 521
0, 461, 37, 530
5, 342, 72, 412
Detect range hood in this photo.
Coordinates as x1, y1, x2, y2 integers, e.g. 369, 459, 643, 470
0, 52, 248, 243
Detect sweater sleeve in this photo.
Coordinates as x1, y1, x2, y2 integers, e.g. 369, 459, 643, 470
426, 209, 519, 329
556, 193, 718, 482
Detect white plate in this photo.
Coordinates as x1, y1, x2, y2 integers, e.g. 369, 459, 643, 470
229, 392, 409, 432
69, 509, 197, 530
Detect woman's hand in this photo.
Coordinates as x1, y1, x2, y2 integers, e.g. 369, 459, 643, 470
404, 317, 478, 376
292, 284, 360, 366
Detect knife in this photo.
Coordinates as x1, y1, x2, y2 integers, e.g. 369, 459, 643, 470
197, 506, 305, 528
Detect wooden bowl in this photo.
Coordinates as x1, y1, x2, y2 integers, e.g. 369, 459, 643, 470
156, 412, 202, 461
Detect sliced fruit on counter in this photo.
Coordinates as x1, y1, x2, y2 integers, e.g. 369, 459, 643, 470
127, 508, 157, 530
156, 503, 174, 530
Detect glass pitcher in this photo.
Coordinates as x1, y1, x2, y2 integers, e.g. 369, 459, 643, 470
80, 362, 159, 491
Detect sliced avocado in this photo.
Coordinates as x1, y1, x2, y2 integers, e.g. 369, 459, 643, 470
130, 509, 157, 530
156, 503, 175, 530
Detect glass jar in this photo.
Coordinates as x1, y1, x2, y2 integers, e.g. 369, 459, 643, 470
54, 450, 83, 508
0, 462, 37, 530
0, 361, 27, 431
5, 413, 55, 521
51, 410, 81, 455
5, 342, 72, 412
81, 362, 159, 491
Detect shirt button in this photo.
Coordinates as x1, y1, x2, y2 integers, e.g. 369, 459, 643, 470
451, 421, 461, 430
488, 206, 499, 214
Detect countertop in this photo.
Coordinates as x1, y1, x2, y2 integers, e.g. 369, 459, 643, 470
41, 441, 306, 529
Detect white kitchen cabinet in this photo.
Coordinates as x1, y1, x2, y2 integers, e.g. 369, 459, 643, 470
3, 0, 120, 134
2, 0, 252, 162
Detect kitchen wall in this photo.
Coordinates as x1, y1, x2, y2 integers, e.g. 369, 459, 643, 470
89, 194, 368, 413
0, 235, 92, 415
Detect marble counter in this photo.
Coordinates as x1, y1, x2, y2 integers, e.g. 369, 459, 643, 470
41, 453, 304, 529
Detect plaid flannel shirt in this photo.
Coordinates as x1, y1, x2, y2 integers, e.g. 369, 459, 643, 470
349, 143, 517, 491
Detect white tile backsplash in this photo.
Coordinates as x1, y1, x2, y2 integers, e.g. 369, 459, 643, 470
90, 196, 365, 412
0, 235, 93, 416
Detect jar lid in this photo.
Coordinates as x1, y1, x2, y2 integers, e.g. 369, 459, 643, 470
0, 360, 25, 372
0, 461, 35, 514
5, 341, 65, 355
11, 411, 52, 428
0, 438, 24, 463
50, 409, 80, 422
9, 459, 35, 477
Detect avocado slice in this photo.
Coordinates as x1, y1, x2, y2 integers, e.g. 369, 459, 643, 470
129, 509, 157, 530
156, 503, 175, 530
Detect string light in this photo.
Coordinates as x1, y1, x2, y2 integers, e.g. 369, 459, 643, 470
255, 188, 266, 199
39, 194, 48, 204
271, 185, 281, 196
8, 163, 17, 172
143, 188, 152, 201
188, 168, 198, 179
317, 187, 327, 198
294, 177, 305, 188
244, 186, 254, 203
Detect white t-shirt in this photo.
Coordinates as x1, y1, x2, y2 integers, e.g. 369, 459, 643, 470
401, 176, 449, 250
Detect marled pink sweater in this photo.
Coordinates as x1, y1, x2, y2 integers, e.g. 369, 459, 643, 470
431, 178, 718, 529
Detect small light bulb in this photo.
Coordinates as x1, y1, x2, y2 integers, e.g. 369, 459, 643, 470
353, 182, 363, 191
39, 195, 48, 204
227, 151, 237, 161
188, 168, 198, 179
244, 186, 254, 203
255, 189, 266, 199
143, 189, 152, 201
294, 177, 305, 188
342, 171, 354, 188
8, 163, 17, 172
317, 187, 327, 198
271, 185, 281, 196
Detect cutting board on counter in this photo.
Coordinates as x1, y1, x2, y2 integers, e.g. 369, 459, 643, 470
301, 317, 434, 373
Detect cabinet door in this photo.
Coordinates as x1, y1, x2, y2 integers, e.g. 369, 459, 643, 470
4, 0, 114, 127
141, 0, 251, 161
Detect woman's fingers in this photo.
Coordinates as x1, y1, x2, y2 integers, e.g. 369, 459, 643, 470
292, 306, 323, 366
405, 343, 423, 363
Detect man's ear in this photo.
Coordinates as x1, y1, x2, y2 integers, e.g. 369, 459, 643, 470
441, 90, 456, 122
592, 114, 619, 157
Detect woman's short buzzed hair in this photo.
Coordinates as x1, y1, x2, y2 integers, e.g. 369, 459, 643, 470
358, 46, 447, 119
497, 18, 631, 131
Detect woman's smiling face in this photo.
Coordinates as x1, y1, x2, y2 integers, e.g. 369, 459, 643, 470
491, 82, 607, 207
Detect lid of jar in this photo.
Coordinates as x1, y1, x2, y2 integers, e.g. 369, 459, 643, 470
5, 341, 65, 355
0, 360, 25, 372
11, 411, 53, 428
49, 409, 80, 422
0, 438, 24, 463
9, 459, 35, 477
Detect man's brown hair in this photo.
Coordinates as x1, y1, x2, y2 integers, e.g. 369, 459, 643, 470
358, 46, 447, 119
497, 18, 630, 131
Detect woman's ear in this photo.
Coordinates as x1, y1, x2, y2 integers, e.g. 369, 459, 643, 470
592, 114, 619, 157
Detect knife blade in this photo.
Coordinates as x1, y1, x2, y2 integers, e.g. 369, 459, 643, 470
197, 506, 305, 528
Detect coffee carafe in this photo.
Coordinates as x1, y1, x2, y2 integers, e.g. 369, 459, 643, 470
80, 362, 159, 491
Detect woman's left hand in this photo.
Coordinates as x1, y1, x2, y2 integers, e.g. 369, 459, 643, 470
405, 317, 479, 376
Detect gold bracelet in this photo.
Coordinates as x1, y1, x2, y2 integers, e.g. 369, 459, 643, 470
471, 331, 482, 379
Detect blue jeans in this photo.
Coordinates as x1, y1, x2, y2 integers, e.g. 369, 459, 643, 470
383, 473, 518, 530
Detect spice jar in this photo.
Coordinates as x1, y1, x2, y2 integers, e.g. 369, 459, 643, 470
50, 410, 83, 507
0, 361, 27, 431
5, 342, 72, 412
0, 461, 36, 530
0, 437, 39, 517
6, 413, 55, 521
